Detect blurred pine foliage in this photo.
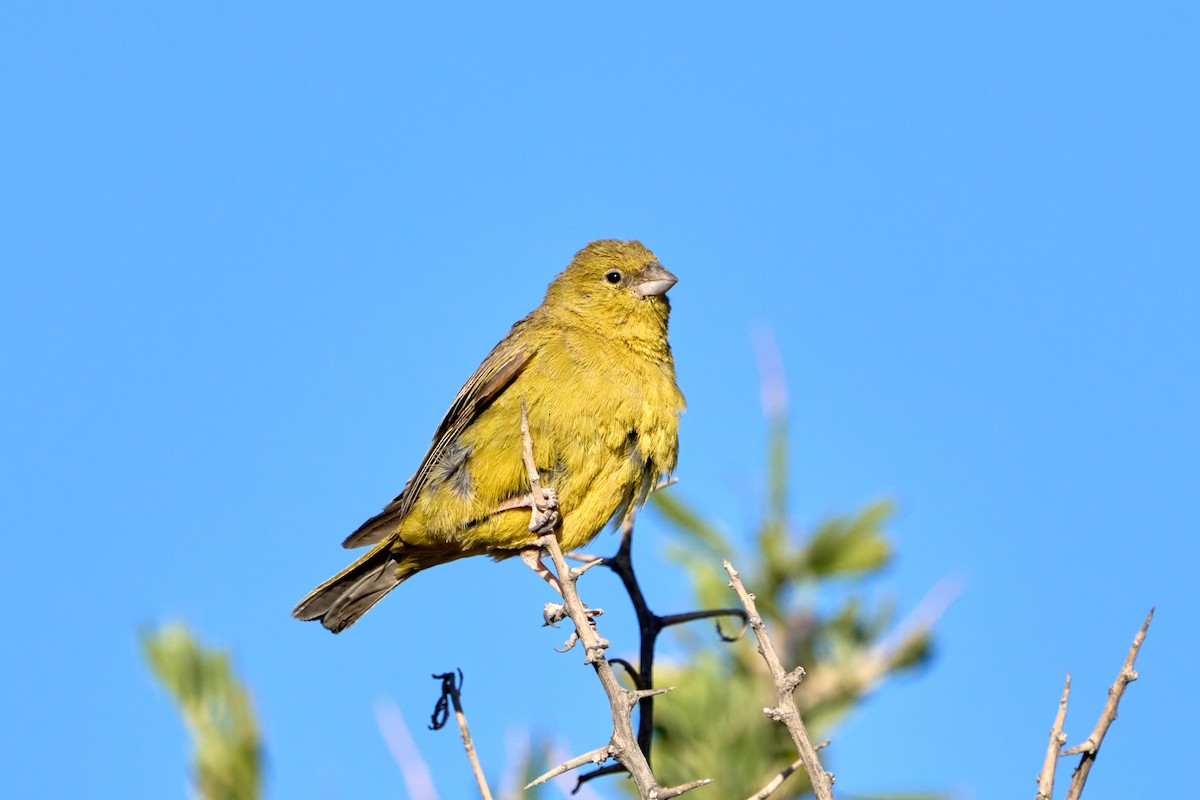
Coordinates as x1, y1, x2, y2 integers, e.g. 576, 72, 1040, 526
143, 624, 262, 800
640, 400, 942, 799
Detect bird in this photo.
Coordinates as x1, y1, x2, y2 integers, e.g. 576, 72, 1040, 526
292, 239, 685, 633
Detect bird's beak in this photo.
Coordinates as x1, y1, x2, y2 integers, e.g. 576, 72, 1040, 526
633, 263, 678, 298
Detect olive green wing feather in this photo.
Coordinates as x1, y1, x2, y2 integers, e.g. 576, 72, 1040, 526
341, 334, 534, 548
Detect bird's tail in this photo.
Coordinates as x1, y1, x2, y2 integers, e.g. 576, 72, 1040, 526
292, 541, 418, 633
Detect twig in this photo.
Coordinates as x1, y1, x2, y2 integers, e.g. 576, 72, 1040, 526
1061, 608, 1154, 800
518, 401, 710, 799
748, 757, 804, 800
659, 779, 716, 798
428, 670, 493, 800
1034, 674, 1071, 800
527, 744, 614, 787
724, 560, 835, 800
575, 508, 747, 791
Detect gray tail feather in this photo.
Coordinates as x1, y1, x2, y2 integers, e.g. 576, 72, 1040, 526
292, 542, 409, 634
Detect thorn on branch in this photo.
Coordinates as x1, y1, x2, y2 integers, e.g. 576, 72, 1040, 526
570, 557, 609, 580
781, 666, 805, 693
632, 686, 675, 702
1060, 739, 1096, 758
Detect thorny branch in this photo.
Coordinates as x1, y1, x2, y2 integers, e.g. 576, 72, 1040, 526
568, 508, 748, 790
724, 560, 836, 800
519, 399, 712, 800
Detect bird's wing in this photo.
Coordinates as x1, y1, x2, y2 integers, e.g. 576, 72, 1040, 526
341, 333, 534, 548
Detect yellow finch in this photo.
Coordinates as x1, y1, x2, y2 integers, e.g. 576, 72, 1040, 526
293, 240, 684, 632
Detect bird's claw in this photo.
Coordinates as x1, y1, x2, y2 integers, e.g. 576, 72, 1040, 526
554, 628, 611, 654
543, 601, 604, 628
527, 487, 560, 535
543, 602, 566, 627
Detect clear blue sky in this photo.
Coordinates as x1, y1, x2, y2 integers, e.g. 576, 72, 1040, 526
3, 4, 1196, 799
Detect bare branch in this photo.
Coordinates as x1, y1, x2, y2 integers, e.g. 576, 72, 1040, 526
1034, 674, 1071, 800
748, 757, 804, 800
659, 779, 715, 798
536, 530, 686, 795
1061, 608, 1154, 800
724, 560, 835, 800
518, 399, 709, 798
525, 745, 614, 789
658, 607, 748, 636
575, 501, 746, 792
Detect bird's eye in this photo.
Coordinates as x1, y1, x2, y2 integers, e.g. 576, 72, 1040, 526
604, 270, 622, 285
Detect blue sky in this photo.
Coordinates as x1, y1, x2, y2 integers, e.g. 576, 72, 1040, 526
3, 3, 1196, 799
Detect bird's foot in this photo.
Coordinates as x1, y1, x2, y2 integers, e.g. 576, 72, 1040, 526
542, 601, 604, 628
519, 546, 563, 594
551, 609, 610, 654
545, 602, 608, 654
527, 487, 559, 535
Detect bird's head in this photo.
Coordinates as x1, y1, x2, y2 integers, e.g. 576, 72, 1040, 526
543, 240, 677, 337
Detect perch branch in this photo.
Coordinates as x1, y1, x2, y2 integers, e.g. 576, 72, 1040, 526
518, 400, 710, 799
724, 560, 835, 800
1034, 674, 1070, 800
574, 507, 748, 791
1061, 608, 1154, 800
